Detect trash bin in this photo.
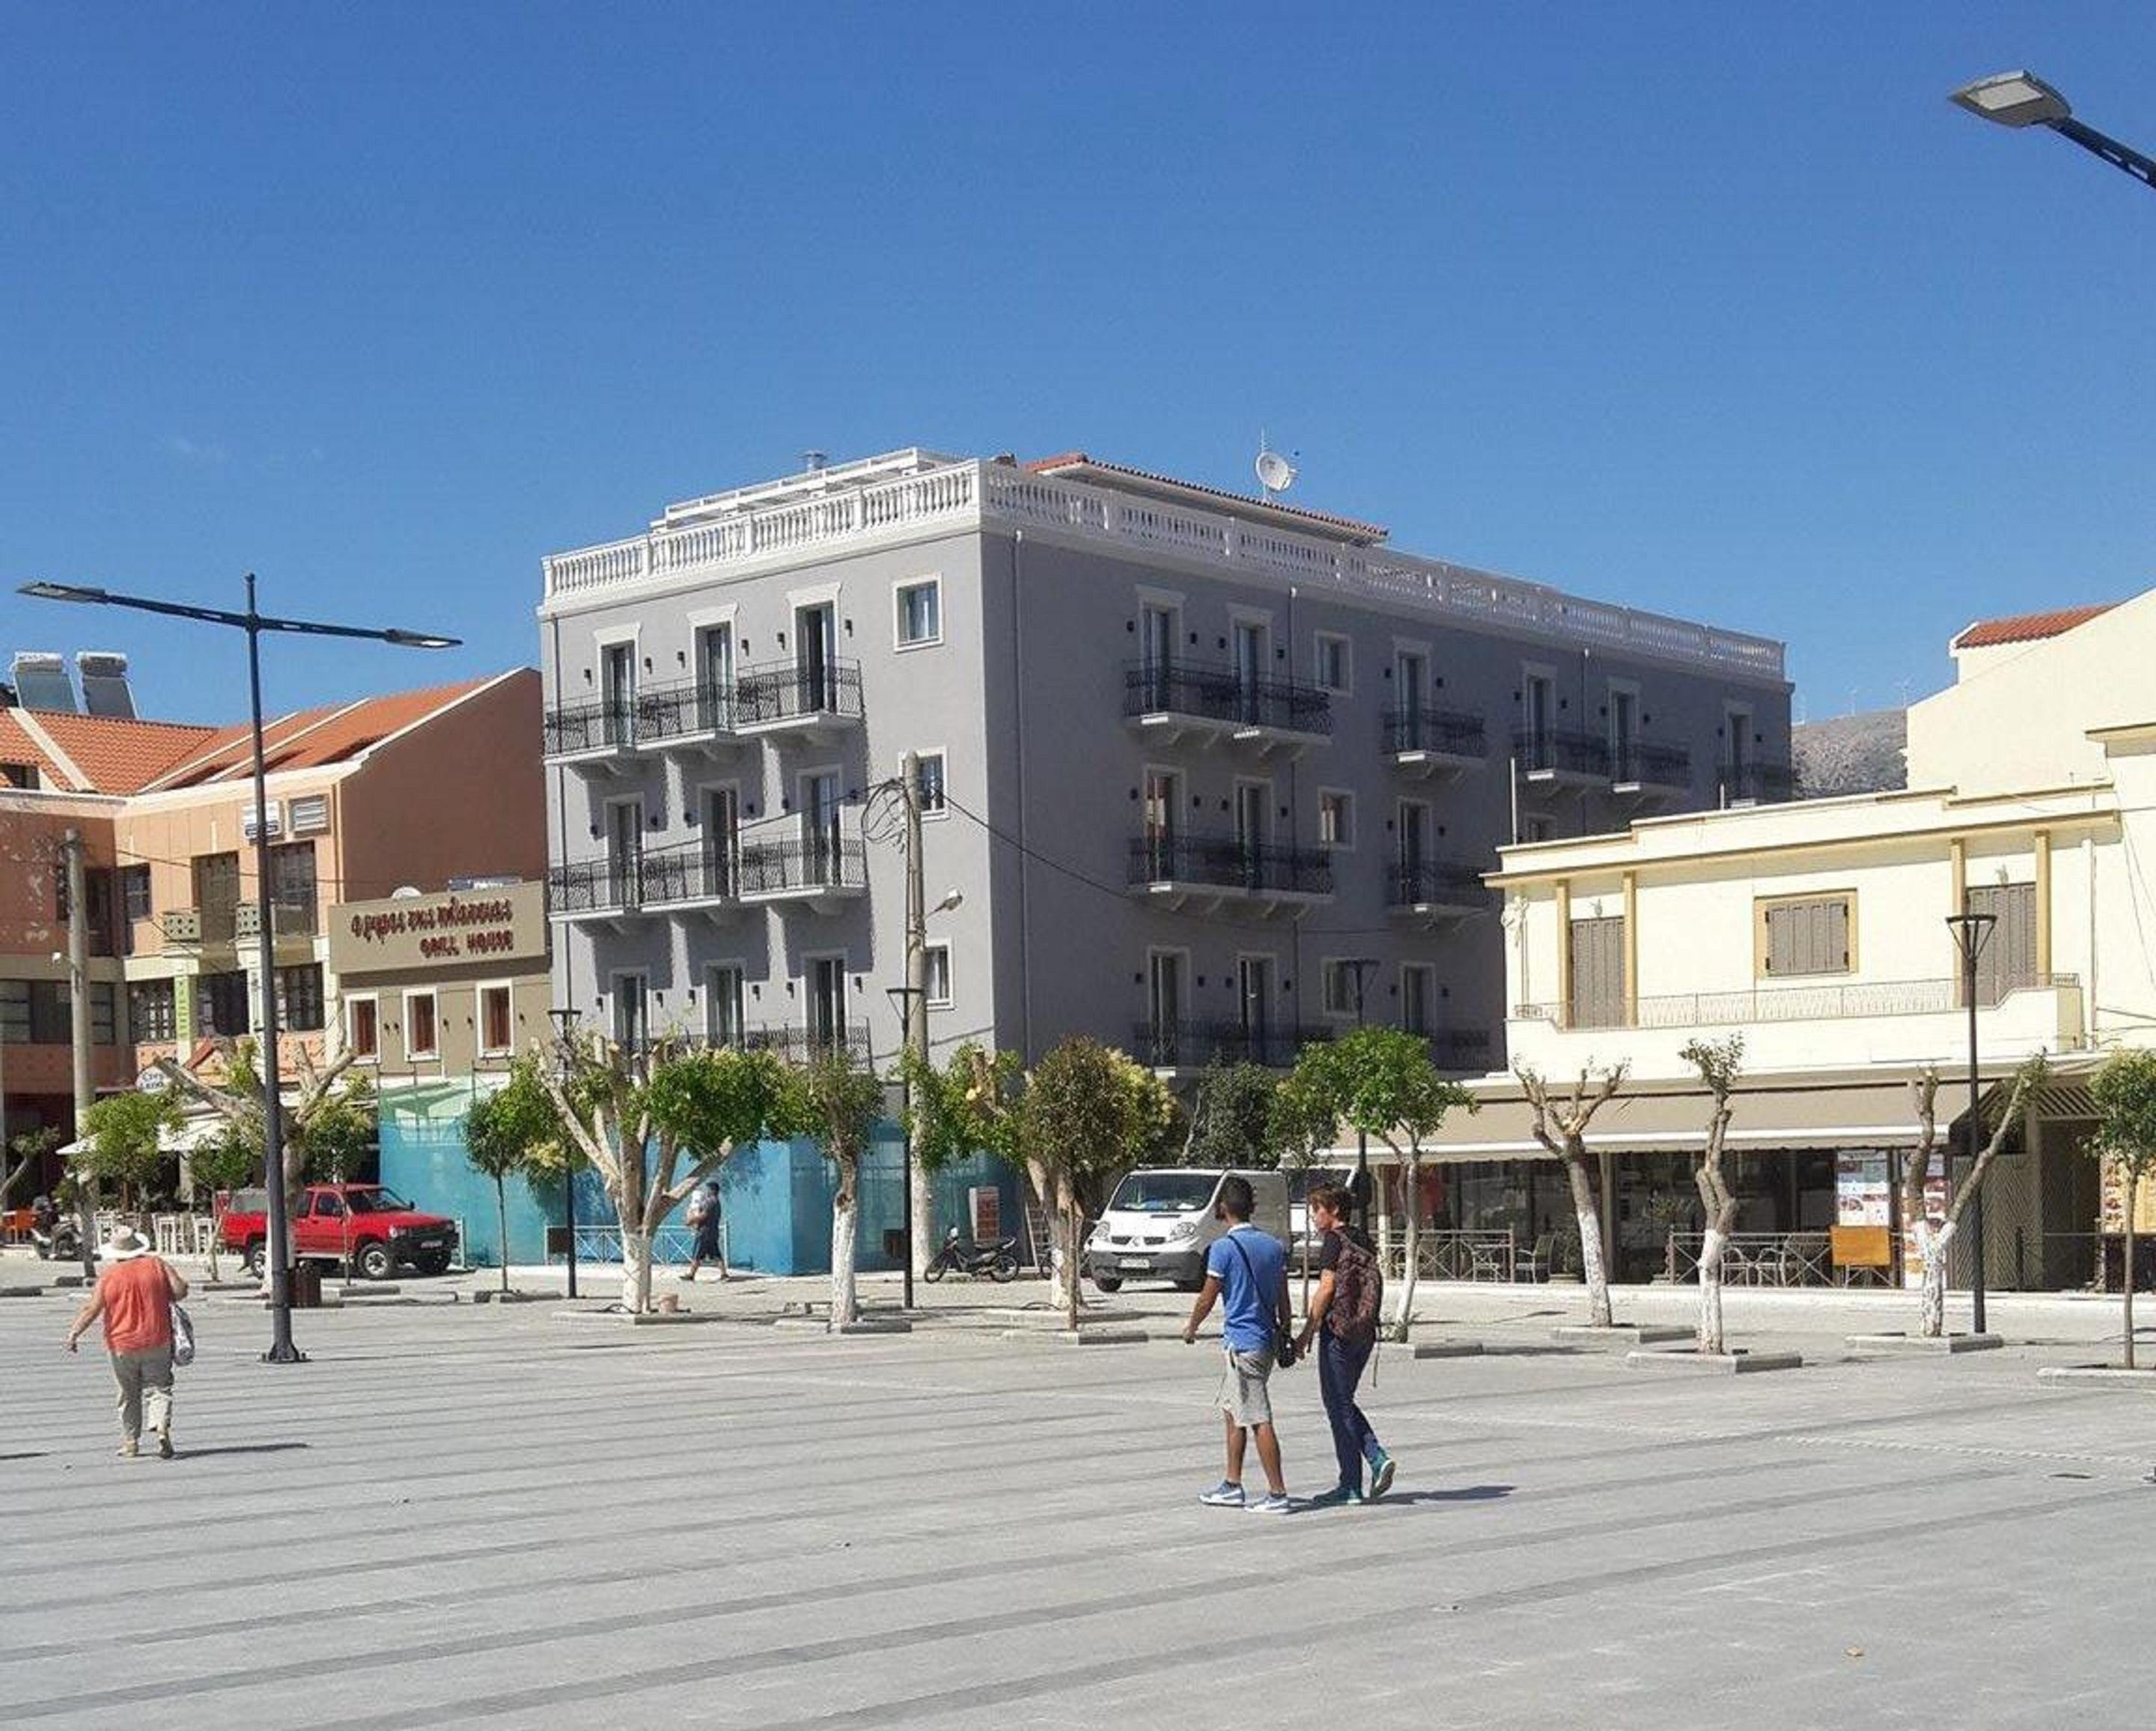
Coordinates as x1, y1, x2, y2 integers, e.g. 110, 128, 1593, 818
288, 1262, 323, 1308
882, 1229, 908, 1262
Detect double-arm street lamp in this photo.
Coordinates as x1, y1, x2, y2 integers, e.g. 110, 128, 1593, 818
1943, 910, 1998, 1337
1952, 71, 2156, 195
20, 577, 458, 1363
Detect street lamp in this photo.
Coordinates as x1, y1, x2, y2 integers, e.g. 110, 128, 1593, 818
1944, 910, 1998, 1336
885, 984, 924, 1312
1344, 958, 1380, 1230
546, 1006, 582, 1299
1951, 70, 2156, 194
20, 577, 458, 1363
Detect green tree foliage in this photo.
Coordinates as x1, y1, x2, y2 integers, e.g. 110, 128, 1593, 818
187, 1131, 258, 1280
2092, 1048, 2156, 1371
463, 1059, 566, 1293
773, 1046, 889, 1327
1181, 1063, 1283, 1168
78, 1092, 182, 1212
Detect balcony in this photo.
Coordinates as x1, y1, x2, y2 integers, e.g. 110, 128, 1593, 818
734, 836, 868, 914
1386, 861, 1494, 928
1122, 660, 1331, 760
1511, 727, 1610, 796
159, 906, 239, 948
731, 660, 865, 743
1383, 708, 1487, 780
1421, 1027, 1495, 1073
741, 1025, 874, 1065
1609, 739, 1693, 808
630, 679, 746, 758
1133, 1019, 1330, 1071
1506, 973, 2087, 1077
542, 697, 636, 770
1127, 833, 1333, 917
234, 901, 318, 946
1718, 760, 1797, 805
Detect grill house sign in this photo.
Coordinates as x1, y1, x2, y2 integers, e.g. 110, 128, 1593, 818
329, 883, 546, 973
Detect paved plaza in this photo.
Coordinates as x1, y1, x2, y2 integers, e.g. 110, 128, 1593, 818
5, 1268, 2156, 1730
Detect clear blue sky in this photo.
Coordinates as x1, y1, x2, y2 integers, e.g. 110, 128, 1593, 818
5, 4, 2154, 724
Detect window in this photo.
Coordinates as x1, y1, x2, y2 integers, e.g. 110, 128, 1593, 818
130, 979, 177, 1044
270, 842, 319, 929
1401, 964, 1435, 1036
707, 964, 746, 1047
1321, 960, 1364, 1019
405, 991, 440, 1059
277, 964, 325, 1033
1521, 815, 1556, 844
347, 997, 380, 1062
194, 852, 241, 942
1318, 790, 1354, 849
925, 942, 953, 1008
895, 578, 942, 648
121, 865, 152, 924
808, 958, 848, 1050
0, 762, 38, 790
0, 982, 23, 1044
480, 985, 514, 1055
1314, 633, 1351, 693
313, 1191, 344, 1220
91, 984, 115, 1047
913, 750, 947, 817
200, 971, 251, 1038
1761, 895, 1853, 979
609, 974, 647, 1050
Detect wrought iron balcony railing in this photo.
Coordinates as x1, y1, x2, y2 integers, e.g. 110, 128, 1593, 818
1516, 973, 2082, 1032
1123, 659, 1333, 736
1510, 726, 1611, 778
732, 659, 865, 728
1720, 760, 1797, 803
1610, 739, 1692, 789
1128, 833, 1333, 897
1382, 707, 1487, 758
1131, 1019, 1331, 1070
736, 836, 868, 897
1386, 861, 1492, 910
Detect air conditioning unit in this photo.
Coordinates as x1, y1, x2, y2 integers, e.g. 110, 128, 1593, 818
288, 794, 329, 835
240, 801, 283, 842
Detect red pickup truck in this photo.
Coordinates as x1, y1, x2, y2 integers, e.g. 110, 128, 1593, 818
222, 1184, 460, 1280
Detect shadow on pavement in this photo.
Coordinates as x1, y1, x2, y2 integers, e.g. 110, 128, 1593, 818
1371, 1484, 1516, 1506
177, 1443, 311, 1459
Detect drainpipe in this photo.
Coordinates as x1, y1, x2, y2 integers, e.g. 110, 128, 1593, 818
2085, 833, 2098, 1044
1011, 531, 1034, 1061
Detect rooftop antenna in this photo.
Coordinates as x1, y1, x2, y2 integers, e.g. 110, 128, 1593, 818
1254, 431, 1297, 499
801, 450, 828, 473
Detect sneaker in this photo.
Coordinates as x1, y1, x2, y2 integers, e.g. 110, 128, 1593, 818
156, 1432, 174, 1460
1308, 1482, 1363, 1508
1199, 1480, 1246, 1507
117, 1441, 138, 1458
1368, 1450, 1396, 1500
1249, 1492, 1293, 1515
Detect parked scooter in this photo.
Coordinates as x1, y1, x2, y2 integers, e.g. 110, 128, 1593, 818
922, 1226, 1020, 1283
29, 1198, 80, 1263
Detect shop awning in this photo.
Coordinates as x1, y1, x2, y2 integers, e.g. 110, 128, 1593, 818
59, 1111, 235, 1160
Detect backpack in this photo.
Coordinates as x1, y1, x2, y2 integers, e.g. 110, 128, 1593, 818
1330, 1232, 1383, 1345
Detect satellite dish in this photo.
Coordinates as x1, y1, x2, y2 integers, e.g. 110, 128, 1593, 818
1255, 448, 1297, 496
391, 886, 423, 899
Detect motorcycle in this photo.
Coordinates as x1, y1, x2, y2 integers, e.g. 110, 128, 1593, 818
30, 1217, 81, 1262
922, 1227, 1020, 1283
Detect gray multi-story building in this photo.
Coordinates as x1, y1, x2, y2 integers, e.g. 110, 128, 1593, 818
538, 448, 1790, 1080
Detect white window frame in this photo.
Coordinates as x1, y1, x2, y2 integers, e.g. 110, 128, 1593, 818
344, 993, 380, 1065
477, 981, 515, 1058
1606, 678, 1642, 753
908, 747, 949, 821
893, 576, 943, 651
803, 951, 850, 1043
1313, 631, 1352, 696
1232, 776, 1273, 849
403, 989, 441, 1062
924, 940, 954, 1009
609, 970, 651, 1049
1317, 788, 1355, 851
1320, 958, 1361, 1020
1399, 962, 1437, 1035
705, 961, 748, 1047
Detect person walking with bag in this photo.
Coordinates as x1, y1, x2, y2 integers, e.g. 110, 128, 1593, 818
63, 1221, 189, 1459
680, 1177, 727, 1283
1181, 1175, 1295, 1514
1295, 1181, 1396, 1506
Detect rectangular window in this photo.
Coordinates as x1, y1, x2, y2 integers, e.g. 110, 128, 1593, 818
1401, 964, 1435, 1036
0, 762, 38, 790
707, 964, 746, 1047
1318, 790, 1353, 849
0, 981, 25, 1045
913, 750, 948, 816
1314, 633, 1350, 693
199, 971, 251, 1038
609, 973, 647, 1051
28, 980, 69, 1044
287, 794, 330, 835
277, 964, 326, 1033
1761, 896, 1853, 979
1321, 960, 1363, 1018
347, 997, 380, 1062
270, 842, 319, 930
405, 991, 440, 1059
808, 958, 849, 1049
130, 979, 177, 1044
480, 984, 514, 1055
91, 983, 116, 1047
121, 865, 153, 924
925, 942, 953, 1008
895, 578, 942, 648
194, 853, 241, 943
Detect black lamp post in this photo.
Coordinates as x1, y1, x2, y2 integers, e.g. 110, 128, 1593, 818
1945, 910, 1998, 1336
1344, 958, 1380, 1230
546, 1006, 581, 1299
1952, 70, 2156, 194
884, 984, 922, 1312
19, 578, 457, 1363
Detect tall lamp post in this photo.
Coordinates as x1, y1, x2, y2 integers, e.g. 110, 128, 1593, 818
1951, 71, 2156, 194
1344, 958, 1380, 1229
1945, 910, 1998, 1336
546, 1006, 582, 1299
885, 985, 923, 1312
20, 577, 457, 1363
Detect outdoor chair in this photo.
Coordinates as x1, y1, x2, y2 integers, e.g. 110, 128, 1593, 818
1514, 1233, 1556, 1282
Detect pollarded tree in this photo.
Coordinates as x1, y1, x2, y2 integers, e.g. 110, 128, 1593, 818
773, 1044, 889, 1329
1024, 1038, 1175, 1330
1901, 1056, 2046, 1339
541, 1032, 787, 1314
463, 1060, 561, 1295
2089, 1048, 2156, 1371
1517, 1060, 1629, 1329
188, 1131, 257, 1283
1678, 1034, 1744, 1355
1181, 1063, 1283, 1168
156, 1037, 365, 1196
77, 1091, 182, 1217
1298, 1027, 1473, 1342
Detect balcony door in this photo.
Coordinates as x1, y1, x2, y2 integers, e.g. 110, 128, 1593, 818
1397, 799, 1430, 889
1401, 964, 1434, 1037
1396, 651, 1428, 749
1234, 782, 1267, 886
194, 852, 240, 943
1967, 883, 2038, 1007
1609, 688, 1638, 783
1523, 672, 1556, 765
1148, 952, 1184, 1063
600, 642, 636, 747
1234, 621, 1267, 724
801, 771, 841, 883
701, 786, 740, 898
607, 798, 643, 906
796, 603, 835, 713
697, 624, 735, 731
1237, 956, 1274, 1061
611, 972, 648, 1051
1568, 916, 1626, 1030
1140, 604, 1176, 708
1143, 769, 1180, 876
808, 957, 848, 1052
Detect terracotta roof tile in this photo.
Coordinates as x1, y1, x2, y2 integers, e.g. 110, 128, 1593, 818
0, 709, 221, 794
140, 677, 500, 791
1952, 603, 2117, 651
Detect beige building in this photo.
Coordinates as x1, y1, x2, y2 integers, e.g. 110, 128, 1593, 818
1418, 594, 2156, 1292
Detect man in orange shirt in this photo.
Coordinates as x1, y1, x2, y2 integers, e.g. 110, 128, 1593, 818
64, 1222, 189, 1458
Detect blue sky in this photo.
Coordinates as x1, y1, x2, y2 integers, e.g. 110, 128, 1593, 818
4, 4, 2154, 723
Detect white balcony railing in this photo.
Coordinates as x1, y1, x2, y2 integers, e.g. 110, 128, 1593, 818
542, 457, 1785, 682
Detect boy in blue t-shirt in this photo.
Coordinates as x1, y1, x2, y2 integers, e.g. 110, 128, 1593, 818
1181, 1175, 1293, 1513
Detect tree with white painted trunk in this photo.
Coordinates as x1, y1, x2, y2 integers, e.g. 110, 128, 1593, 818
2089, 1050, 2156, 1372
1898, 1057, 2045, 1339
1678, 1035, 1744, 1355
1517, 1061, 1629, 1329
1295, 1028, 1473, 1343
539, 1033, 786, 1315
774, 1045, 888, 1330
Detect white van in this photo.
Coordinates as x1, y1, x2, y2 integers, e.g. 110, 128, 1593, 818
1083, 1168, 1291, 1292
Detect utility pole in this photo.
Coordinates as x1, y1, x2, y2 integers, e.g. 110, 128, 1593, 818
900, 751, 930, 1306
64, 829, 96, 1278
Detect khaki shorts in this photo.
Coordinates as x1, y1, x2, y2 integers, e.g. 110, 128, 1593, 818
1216, 1347, 1275, 1429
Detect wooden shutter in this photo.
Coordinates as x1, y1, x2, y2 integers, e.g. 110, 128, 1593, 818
1765, 898, 1850, 977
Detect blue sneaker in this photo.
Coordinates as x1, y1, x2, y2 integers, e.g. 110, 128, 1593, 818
1249, 1492, 1293, 1515
1199, 1480, 1246, 1507
1367, 1450, 1396, 1501
1308, 1482, 1363, 1508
